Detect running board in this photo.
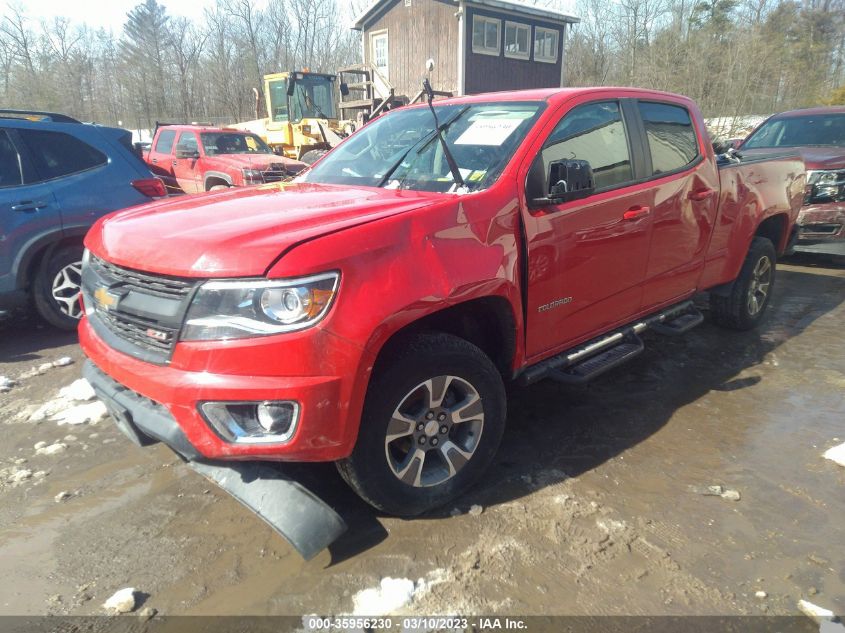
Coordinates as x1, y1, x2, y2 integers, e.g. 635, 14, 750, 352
519, 300, 700, 386
550, 333, 644, 384
650, 307, 704, 336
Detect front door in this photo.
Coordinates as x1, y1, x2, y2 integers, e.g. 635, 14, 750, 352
523, 100, 653, 359
173, 132, 201, 194
370, 31, 390, 99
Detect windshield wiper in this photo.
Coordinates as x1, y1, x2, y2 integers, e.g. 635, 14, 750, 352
423, 79, 464, 189
376, 103, 471, 188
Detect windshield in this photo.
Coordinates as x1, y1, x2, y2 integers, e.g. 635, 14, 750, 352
201, 132, 273, 155
290, 75, 337, 121
303, 102, 544, 192
742, 113, 845, 149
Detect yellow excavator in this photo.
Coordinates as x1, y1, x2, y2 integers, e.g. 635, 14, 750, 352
231, 71, 350, 163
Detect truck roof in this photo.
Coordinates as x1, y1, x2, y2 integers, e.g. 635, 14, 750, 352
154, 124, 252, 134
770, 106, 845, 118
429, 86, 696, 107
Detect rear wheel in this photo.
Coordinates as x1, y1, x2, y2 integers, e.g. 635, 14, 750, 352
33, 245, 84, 331
337, 332, 506, 516
710, 236, 776, 330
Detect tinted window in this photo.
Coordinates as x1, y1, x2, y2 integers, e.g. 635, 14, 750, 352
176, 132, 198, 154
0, 130, 23, 188
742, 113, 845, 149
155, 129, 176, 154
638, 102, 698, 174
17, 129, 107, 181
543, 101, 632, 190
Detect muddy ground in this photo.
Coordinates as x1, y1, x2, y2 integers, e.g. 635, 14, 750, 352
0, 255, 843, 619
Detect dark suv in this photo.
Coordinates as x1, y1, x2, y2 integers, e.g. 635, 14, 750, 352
0, 110, 166, 330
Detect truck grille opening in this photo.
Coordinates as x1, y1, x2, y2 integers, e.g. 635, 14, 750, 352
91, 256, 194, 299
84, 256, 199, 363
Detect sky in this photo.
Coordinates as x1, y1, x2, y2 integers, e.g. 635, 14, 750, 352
3, 0, 222, 32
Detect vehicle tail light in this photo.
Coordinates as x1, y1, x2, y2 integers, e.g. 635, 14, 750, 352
131, 177, 167, 198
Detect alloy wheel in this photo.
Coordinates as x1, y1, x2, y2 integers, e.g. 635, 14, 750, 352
384, 375, 484, 488
51, 261, 83, 319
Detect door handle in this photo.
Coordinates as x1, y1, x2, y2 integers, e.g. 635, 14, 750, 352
172, 160, 177, 167
689, 187, 715, 201
11, 199, 49, 212
622, 205, 651, 220
151, 157, 158, 164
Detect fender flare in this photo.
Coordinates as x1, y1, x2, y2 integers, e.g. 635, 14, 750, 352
203, 171, 233, 190
13, 226, 87, 290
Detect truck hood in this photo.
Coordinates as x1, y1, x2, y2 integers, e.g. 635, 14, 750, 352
211, 153, 305, 171
88, 183, 444, 277
741, 146, 845, 170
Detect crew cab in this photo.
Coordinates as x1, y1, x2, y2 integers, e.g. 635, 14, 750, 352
739, 106, 845, 255
78, 88, 805, 557
145, 124, 306, 194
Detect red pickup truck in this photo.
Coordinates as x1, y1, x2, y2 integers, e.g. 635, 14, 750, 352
79, 88, 805, 558
145, 124, 305, 193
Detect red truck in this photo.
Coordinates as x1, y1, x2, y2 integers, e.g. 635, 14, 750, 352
145, 124, 306, 193
78, 88, 805, 558
738, 106, 845, 255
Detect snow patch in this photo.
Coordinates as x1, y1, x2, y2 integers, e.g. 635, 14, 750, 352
823, 442, 845, 468
351, 569, 449, 616
58, 379, 96, 402
103, 587, 137, 613
53, 401, 108, 426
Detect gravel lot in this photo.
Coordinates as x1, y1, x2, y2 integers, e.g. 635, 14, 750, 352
0, 256, 843, 618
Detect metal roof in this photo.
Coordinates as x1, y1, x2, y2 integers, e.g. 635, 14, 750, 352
352, 0, 580, 31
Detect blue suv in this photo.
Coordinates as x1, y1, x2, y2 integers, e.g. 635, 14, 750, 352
0, 110, 165, 330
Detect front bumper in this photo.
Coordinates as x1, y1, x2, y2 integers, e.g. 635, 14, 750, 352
83, 360, 348, 559
78, 315, 366, 462
795, 202, 845, 255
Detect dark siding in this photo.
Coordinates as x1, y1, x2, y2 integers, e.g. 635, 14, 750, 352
362, 0, 459, 101
463, 6, 563, 94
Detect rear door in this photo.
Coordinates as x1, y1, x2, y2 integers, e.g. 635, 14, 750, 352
173, 131, 201, 193
147, 129, 177, 192
634, 100, 720, 310
522, 99, 653, 358
0, 128, 60, 290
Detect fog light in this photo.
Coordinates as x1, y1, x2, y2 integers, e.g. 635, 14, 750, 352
199, 401, 299, 444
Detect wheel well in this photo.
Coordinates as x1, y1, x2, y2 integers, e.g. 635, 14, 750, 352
755, 214, 787, 253
374, 297, 517, 379
20, 236, 83, 291
205, 176, 229, 190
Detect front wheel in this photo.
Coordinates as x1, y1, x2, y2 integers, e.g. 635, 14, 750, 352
337, 333, 506, 516
33, 245, 84, 330
710, 236, 776, 330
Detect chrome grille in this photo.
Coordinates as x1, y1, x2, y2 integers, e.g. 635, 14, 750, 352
91, 256, 194, 299
97, 310, 177, 354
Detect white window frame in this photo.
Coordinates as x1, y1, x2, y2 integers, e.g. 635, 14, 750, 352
370, 30, 389, 79
534, 26, 559, 64
472, 15, 501, 57
503, 21, 530, 60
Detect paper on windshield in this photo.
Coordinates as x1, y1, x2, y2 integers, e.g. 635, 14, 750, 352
454, 118, 523, 146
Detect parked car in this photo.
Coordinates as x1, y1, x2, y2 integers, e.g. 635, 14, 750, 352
145, 124, 306, 194
739, 106, 845, 255
78, 88, 805, 558
0, 109, 166, 330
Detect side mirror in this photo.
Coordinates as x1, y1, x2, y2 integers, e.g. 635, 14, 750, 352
527, 158, 594, 207
712, 140, 729, 155
339, 82, 349, 97
175, 148, 199, 159
286, 80, 296, 97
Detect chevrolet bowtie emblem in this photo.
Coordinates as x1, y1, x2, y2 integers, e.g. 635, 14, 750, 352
93, 286, 119, 311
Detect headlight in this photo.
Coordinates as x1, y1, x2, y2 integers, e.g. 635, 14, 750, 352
181, 272, 339, 341
806, 170, 845, 204
242, 168, 264, 184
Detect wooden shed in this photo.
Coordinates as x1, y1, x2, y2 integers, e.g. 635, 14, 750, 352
349, 0, 579, 103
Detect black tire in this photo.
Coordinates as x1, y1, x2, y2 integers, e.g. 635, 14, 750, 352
710, 236, 776, 330
33, 245, 84, 331
300, 149, 328, 165
337, 332, 506, 516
